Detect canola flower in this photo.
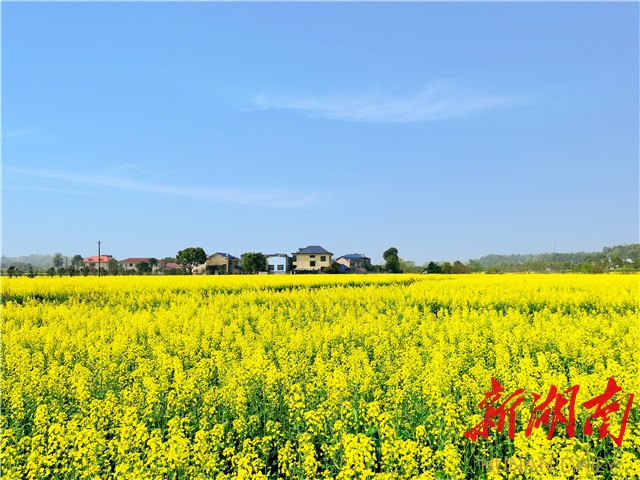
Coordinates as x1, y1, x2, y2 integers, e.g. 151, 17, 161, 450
1, 274, 638, 479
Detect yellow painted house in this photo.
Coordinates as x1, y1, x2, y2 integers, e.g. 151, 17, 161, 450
204, 252, 240, 274
292, 245, 332, 273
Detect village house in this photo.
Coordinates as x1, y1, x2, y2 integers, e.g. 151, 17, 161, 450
292, 246, 332, 273
83, 255, 113, 269
118, 257, 162, 272
335, 253, 372, 272
266, 254, 292, 274
204, 252, 240, 274
161, 262, 182, 271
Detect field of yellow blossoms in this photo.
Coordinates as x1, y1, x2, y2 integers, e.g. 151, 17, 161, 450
1, 274, 638, 479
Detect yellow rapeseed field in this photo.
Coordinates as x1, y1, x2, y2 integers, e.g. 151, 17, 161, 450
1, 274, 638, 479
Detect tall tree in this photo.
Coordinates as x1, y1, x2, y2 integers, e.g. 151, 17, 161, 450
53, 253, 64, 269
240, 252, 267, 274
71, 255, 84, 271
383, 247, 400, 273
108, 257, 119, 274
176, 247, 207, 274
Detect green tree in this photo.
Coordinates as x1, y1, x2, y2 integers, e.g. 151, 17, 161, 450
468, 259, 483, 273
53, 253, 64, 270
176, 247, 207, 274
425, 262, 442, 274
108, 257, 119, 273
452, 260, 470, 274
7, 266, 18, 277
399, 258, 421, 273
441, 261, 453, 274
71, 255, 84, 270
149, 258, 158, 272
137, 262, 152, 274
240, 252, 267, 274
383, 247, 400, 273
47, 267, 56, 277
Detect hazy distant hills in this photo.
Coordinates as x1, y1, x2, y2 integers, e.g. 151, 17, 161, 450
472, 244, 640, 269
1, 254, 62, 270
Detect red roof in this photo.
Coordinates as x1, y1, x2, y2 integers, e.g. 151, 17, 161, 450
164, 262, 181, 269
83, 255, 112, 263
119, 258, 152, 264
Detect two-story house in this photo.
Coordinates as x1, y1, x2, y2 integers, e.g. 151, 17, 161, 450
204, 252, 240, 274
119, 257, 162, 272
292, 246, 332, 273
266, 254, 292, 274
83, 255, 113, 269
335, 253, 372, 272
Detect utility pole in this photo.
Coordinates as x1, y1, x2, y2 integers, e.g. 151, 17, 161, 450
98, 241, 101, 277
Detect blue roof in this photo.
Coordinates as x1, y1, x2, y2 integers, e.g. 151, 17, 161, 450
210, 252, 237, 259
340, 253, 370, 260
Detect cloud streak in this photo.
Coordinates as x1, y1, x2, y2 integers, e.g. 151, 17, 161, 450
2, 129, 32, 138
5, 166, 319, 208
249, 82, 529, 123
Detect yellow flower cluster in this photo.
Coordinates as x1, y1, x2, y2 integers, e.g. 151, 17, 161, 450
1, 274, 638, 478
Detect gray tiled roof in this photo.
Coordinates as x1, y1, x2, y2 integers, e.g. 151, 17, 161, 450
293, 245, 332, 255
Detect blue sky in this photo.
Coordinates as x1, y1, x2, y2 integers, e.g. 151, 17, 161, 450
2, 2, 638, 264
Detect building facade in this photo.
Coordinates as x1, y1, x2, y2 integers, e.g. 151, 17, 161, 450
118, 257, 162, 272
204, 252, 240, 274
83, 255, 113, 269
292, 246, 332, 273
266, 254, 292, 274
335, 253, 372, 272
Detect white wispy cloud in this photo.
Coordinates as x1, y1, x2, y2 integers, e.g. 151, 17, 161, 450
4, 185, 108, 197
2, 129, 32, 138
248, 82, 529, 123
5, 166, 319, 208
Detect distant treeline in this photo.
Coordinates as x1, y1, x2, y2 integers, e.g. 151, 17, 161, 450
468, 244, 640, 273
1, 254, 57, 270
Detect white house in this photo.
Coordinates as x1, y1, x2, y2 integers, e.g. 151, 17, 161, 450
266, 254, 291, 274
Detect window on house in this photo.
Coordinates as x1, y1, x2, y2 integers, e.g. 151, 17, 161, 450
277, 265, 284, 271
268, 265, 275, 271
310, 255, 316, 258
310, 261, 316, 267
321, 256, 326, 262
